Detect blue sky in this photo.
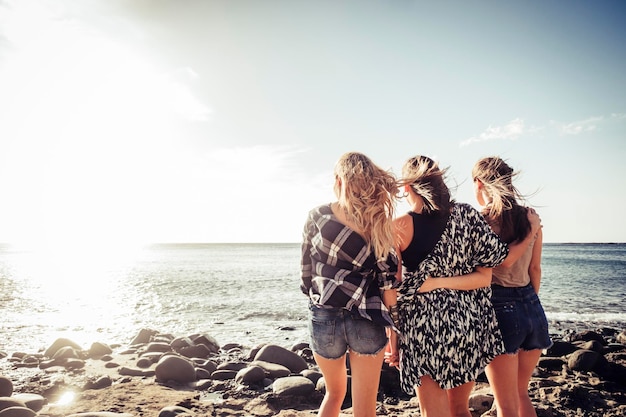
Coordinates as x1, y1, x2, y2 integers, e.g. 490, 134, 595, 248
0, 0, 624, 249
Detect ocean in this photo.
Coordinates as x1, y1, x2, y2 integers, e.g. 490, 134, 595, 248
0, 243, 624, 354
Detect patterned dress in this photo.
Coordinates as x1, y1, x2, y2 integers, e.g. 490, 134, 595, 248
398, 203, 508, 393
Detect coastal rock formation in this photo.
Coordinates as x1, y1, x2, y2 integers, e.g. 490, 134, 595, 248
0, 325, 624, 417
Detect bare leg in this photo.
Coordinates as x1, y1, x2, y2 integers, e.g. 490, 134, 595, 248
314, 352, 348, 417
447, 381, 475, 417
517, 349, 542, 417
348, 348, 385, 417
416, 375, 451, 417
485, 353, 520, 417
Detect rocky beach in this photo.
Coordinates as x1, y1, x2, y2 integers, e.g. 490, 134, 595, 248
1, 323, 625, 417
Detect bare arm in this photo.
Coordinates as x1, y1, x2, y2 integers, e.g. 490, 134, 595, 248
418, 266, 492, 292
529, 227, 543, 294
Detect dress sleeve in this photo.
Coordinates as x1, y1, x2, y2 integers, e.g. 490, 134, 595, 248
466, 204, 509, 267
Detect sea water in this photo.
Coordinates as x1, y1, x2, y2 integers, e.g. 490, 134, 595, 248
0, 243, 624, 354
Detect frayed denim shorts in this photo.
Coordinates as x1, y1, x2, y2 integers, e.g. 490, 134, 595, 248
308, 303, 388, 360
491, 284, 553, 354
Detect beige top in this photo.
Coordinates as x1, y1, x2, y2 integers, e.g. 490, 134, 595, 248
492, 228, 538, 288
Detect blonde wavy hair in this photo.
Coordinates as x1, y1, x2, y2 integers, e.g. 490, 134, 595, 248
472, 156, 531, 243
334, 152, 399, 260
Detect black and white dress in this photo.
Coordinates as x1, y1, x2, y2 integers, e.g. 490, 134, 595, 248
398, 203, 508, 392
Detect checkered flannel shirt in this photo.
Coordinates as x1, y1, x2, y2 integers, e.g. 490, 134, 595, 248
300, 203, 399, 327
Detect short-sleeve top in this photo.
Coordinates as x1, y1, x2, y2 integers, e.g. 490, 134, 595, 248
492, 229, 538, 287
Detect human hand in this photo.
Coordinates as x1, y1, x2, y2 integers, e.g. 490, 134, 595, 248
527, 207, 542, 234
417, 276, 437, 293
384, 330, 400, 368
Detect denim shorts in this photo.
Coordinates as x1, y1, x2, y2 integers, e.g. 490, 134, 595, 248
308, 303, 388, 359
491, 284, 553, 354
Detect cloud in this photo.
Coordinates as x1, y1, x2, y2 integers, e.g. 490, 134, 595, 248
460, 118, 525, 147
558, 116, 603, 135
460, 112, 625, 146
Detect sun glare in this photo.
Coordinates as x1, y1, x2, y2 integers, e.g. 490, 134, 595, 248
0, 1, 211, 248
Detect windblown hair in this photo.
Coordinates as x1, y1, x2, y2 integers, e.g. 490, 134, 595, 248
334, 152, 399, 261
400, 155, 452, 215
472, 156, 530, 244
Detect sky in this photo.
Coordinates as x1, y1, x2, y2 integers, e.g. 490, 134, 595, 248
0, 0, 625, 250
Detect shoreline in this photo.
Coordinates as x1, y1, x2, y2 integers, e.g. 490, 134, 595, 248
1, 323, 625, 417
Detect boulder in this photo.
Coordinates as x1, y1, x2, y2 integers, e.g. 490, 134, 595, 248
155, 355, 196, 383
236, 366, 266, 384
272, 376, 315, 397
0, 378, 12, 397
253, 344, 307, 373
44, 338, 82, 358
0, 407, 36, 417
568, 349, 608, 373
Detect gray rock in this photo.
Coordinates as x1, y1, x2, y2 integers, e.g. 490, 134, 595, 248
44, 338, 82, 358
0, 378, 12, 397
194, 368, 211, 380
217, 362, 248, 371
64, 358, 86, 370
469, 393, 493, 415
66, 413, 134, 417
537, 357, 566, 371
52, 346, 80, 360
0, 398, 26, 412
155, 355, 197, 383
253, 344, 307, 373
250, 360, 290, 379
83, 376, 113, 390
300, 369, 323, 385
177, 344, 211, 359
272, 376, 315, 397
222, 343, 243, 351
210, 370, 237, 380
546, 341, 578, 357
88, 342, 113, 358
9, 394, 44, 412
136, 357, 153, 369
0, 406, 36, 417
130, 328, 159, 346
146, 342, 172, 353
568, 349, 608, 373
118, 367, 156, 377
580, 340, 604, 353
189, 334, 220, 354
236, 366, 266, 384
196, 360, 217, 374
158, 405, 194, 417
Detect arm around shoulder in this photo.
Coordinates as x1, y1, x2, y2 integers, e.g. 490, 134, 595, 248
500, 208, 542, 268
529, 227, 543, 294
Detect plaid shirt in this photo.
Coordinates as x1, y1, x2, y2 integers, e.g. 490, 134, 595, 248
300, 204, 399, 328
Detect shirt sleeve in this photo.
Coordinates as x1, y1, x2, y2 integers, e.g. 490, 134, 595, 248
375, 251, 399, 290
300, 213, 314, 296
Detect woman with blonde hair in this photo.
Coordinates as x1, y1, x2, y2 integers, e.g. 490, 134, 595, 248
301, 151, 400, 417
473, 156, 550, 417
389, 155, 508, 417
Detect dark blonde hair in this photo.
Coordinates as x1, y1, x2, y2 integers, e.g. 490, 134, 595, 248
334, 152, 399, 260
472, 156, 530, 244
400, 155, 452, 215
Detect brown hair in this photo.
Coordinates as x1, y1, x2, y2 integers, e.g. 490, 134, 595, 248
472, 156, 530, 244
401, 155, 452, 215
334, 152, 399, 260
